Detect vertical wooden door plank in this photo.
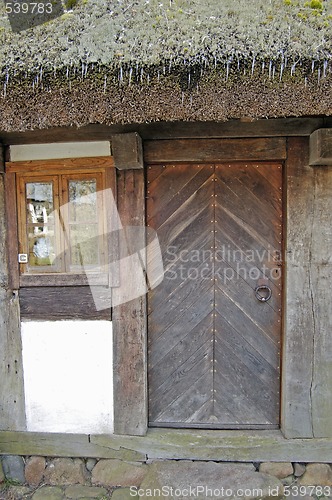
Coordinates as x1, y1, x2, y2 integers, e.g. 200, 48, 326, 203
112, 169, 147, 435
147, 165, 215, 427
282, 137, 314, 438
214, 163, 282, 427
0, 169, 26, 431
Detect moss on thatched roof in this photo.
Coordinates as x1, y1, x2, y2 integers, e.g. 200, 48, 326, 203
1, 0, 332, 78
1, 0, 332, 132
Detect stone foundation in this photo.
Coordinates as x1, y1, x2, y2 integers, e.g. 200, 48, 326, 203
0, 456, 332, 499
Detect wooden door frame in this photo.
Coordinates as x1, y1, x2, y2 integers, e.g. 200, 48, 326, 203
113, 137, 288, 435
146, 162, 283, 429
113, 134, 332, 439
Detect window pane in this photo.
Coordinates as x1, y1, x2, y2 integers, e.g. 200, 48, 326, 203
69, 224, 99, 267
26, 182, 54, 223
69, 180, 97, 223
28, 227, 56, 267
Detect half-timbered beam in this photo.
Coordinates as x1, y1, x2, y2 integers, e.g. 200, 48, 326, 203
0, 143, 26, 431
282, 137, 332, 438
112, 168, 147, 435
310, 128, 332, 165
112, 133, 144, 170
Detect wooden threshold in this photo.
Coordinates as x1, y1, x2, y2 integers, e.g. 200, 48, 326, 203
149, 423, 279, 430
1, 429, 332, 462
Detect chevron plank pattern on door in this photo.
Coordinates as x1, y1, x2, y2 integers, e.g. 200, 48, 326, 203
147, 163, 282, 428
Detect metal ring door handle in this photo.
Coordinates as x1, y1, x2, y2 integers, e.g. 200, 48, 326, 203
255, 285, 272, 302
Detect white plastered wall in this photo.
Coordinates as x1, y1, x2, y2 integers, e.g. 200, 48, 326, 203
21, 320, 113, 434
10, 141, 111, 161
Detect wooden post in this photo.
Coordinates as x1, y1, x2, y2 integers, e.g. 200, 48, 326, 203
309, 167, 332, 437
0, 144, 26, 431
0, 145, 4, 173
282, 137, 332, 438
111, 133, 144, 170
282, 137, 315, 438
112, 169, 147, 435
309, 128, 332, 165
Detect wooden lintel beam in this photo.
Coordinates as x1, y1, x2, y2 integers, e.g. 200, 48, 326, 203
111, 133, 143, 170
310, 128, 332, 165
144, 138, 286, 164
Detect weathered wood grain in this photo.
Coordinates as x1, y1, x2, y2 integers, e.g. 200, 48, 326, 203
283, 137, 332, 438
148, 163, 282, 428
0, 144, 4, 173
19, 273, 109, 287
144, 138, 286, 163
105, 166, 120, 287
147, 164, 213, 226
19, 287, 112, 320
0, 431, 145, 460
0, 118, 324, 146
215, 339, 278, 425
111, 133, 143, 170
310, 167, 332, 437
309, 128, 332, 165
0, 173, 26, 431
1, 428, 332, 462
282, 137, 315, 438
215, 165, 281, 249
112, 169, 147, 436
148, 165, 215, 426
5, 172, 19, 290
6, 156, 114, 172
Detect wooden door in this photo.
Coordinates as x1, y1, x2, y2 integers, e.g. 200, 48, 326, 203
147, 162, 282, 429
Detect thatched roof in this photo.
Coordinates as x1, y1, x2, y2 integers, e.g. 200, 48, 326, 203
1, 0, 332, 133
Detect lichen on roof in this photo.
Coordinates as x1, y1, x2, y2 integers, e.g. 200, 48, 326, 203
0, 0, 332, 80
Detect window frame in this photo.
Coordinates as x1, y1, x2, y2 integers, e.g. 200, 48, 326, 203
17, 173, 62, 275
6, 156, 117, 288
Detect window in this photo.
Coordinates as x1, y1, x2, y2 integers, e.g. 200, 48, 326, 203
18, 173, 105, 274
6, 157, 116, 287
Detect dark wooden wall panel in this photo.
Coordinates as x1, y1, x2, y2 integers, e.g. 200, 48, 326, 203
19, 287, 111, 320
144, 138, 286, 164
